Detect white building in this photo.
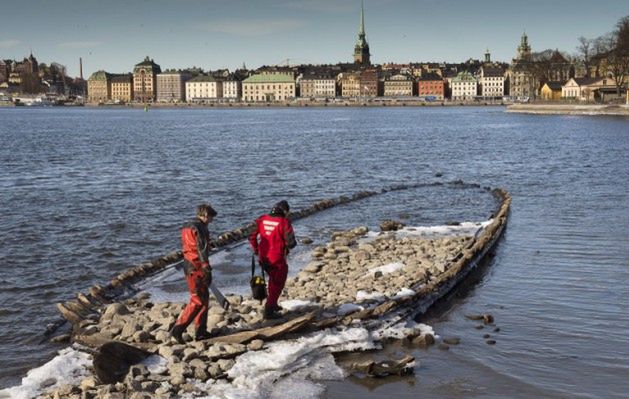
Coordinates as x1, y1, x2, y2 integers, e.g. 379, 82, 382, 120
299, 76, 336, 98
450, 71, 477, 100
185, 75, 223, 103
222, 79, 242, 99
478, 66, 504, 98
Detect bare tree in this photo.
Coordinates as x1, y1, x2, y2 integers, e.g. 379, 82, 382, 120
576, 36, 593, 77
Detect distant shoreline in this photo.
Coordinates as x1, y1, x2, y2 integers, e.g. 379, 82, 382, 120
507, 103, 629, 116
83, 100, 508, 109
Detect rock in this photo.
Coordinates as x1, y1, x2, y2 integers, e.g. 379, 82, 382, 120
465, 314, 484, 321
132, 330, 150, 343
207, 363, 222, 379
50, 334, 71, 344
301, 237, 313, 244
217, 359, 235, 372
483, 314, 494, 325
93, 341, 152, 384
40, 377, 57, 388
483, 334, 491, 339
411, 334, 435, 348
438, 343, 450, 350
493, 327, 501, 333
140, 381, 160, 393
380, 220, 405, 232
486, 339, 496, 345
442, 337, 460, 345
247, 339, 264, 351
102, 304, 130, 321
474, 324, 484, 330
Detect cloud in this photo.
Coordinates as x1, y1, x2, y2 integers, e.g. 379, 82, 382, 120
58, 41, 101, 49
283, 0, 354, 13
198, 18, 304, 36
0, 39, 21, 49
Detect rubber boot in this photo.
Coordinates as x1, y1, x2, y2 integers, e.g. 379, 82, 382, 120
171, 324, 185, 344
264, 306, 281, 320
195, 329, 213, 341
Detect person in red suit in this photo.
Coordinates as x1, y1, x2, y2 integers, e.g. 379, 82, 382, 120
171, 203, 217, 343
249, 200, 297, 319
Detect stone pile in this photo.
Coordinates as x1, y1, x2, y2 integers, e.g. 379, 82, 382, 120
41, 225, 475, 398
284, 227, 472, 310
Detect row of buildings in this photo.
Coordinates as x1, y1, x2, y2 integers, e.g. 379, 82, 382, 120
86, 57, 512, 104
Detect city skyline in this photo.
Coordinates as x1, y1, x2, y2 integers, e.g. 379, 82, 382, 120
1, 0, 627, 77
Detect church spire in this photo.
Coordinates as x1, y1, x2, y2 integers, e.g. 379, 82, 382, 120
353, 0, 371, 65
359, 0, 365, 35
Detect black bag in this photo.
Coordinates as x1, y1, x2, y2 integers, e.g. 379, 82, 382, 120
250, 254, 267, 301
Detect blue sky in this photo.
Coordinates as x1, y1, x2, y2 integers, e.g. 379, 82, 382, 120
1, 0, 627, 77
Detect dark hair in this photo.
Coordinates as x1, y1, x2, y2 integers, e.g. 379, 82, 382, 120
197, 203, 217, 218
271, 200, 290, 216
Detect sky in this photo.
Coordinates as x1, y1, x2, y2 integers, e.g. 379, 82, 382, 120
0, 0, 627, 78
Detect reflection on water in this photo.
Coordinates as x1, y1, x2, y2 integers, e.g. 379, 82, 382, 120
0, 107, 628, 398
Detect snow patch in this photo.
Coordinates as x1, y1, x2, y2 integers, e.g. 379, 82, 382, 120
367, 262, 404, 277
337, 303, 364, 315
356, 290, 385, 302
280, 299, 316, 312
0, 347, 91, 399
393, 288, 415, 299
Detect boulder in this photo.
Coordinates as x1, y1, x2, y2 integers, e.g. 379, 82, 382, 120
93, 341, 153, 384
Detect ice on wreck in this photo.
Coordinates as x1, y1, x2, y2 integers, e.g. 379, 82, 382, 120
279, 299, 316, 312
366, 262, 405, 278
0, 346, 91, 399
356, 290, 386, 302
191, 319, 433, 399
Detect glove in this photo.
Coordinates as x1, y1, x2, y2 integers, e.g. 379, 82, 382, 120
260, 260, 271, 273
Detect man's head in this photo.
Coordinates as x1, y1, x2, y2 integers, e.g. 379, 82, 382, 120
271, 200, 290, 217
197, 203, 217, 224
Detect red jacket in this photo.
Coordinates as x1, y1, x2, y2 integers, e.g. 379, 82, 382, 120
249, 214, 296, 263
181, 218, 211, 270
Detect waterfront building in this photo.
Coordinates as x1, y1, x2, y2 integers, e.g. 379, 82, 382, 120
0, 60, 8, 83
540, 81, 563, 100
339, 72, 361, 98
451, 71, 477, 100
507, 32, 537, 98
561, 77, 617, 102
110, 74, 133, 103
478, 66, 505, 98
157, 71, 191, 103
383, 74, 413, 97
222, 78, 242, 100
87, 70, 111, 103
242, 73, 295, 102
353, 1, 371, 65
417, 73, 445, 100
185, 75, 223, 103
133, 56, 161, 102
360, 69, 379, 97
299, 75, 337, 98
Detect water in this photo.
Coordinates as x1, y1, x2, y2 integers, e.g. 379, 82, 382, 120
0, 107, 628, 398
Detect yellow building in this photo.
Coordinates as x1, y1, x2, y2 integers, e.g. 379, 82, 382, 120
242, 73, 295, 102
111, 74, 133, 103
540, 81, 563, 100
87, 71, 111, 103
339, 72, 360, 98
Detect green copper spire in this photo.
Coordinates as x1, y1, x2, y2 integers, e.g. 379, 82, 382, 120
359, 0, 365, 35
354, 0, 370, 64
